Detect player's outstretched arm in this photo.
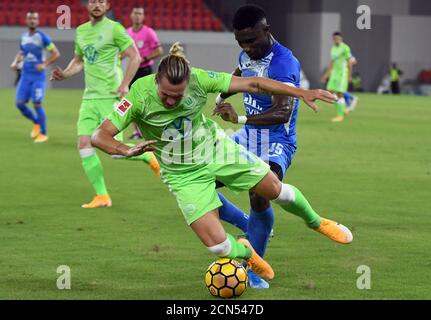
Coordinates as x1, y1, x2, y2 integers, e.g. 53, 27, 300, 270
228, 75, 337, 112
216, 67, 242, 104
213, 95, 296, 125
50, 55, 83, 81
92, 119, 156, 157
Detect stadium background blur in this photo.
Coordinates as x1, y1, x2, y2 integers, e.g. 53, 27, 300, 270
1, 0, 431, 94
0, 0, 430, 300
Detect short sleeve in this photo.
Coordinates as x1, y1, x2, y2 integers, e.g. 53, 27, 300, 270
147, 28, 161, 49
268, 54, 301, 87
107, 87, 139, 132
113, 22, 134, 53
74, 30, 83, 57
194, 68, 232, 93
41, 32, 55, 50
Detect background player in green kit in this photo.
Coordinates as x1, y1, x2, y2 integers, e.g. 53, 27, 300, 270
91, 43, 353, 281
50, 0, 158, 208
321, 32, 353, 122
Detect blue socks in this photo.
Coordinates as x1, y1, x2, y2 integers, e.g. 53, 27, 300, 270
218, 192, 274, 258
343, 92, 354, 107
217, 192, 249, 233
247, 207, 274, 257
16, 103, 47, 135
16, 103, 37, 123
34, 106, 47, 134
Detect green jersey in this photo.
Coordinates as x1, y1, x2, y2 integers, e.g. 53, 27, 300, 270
108, 68, 232, 173
75, 17, 134, 100
330, 42, 351, 76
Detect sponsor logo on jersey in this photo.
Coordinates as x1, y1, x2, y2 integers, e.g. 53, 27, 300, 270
83, 45, 98, 64
183, 96, 196, 109
162, 116, 193, 142
115, 98, 132, 116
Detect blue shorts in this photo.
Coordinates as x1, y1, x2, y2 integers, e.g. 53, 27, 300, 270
16, 74, 46, 104
231, 127, 296, 178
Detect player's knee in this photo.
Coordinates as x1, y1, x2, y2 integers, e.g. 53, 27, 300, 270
16, 101, 26, 108
207, 238, 231, 257
250, 193, 270, 212
78, 136, 93, 150
256, 172, 282, 201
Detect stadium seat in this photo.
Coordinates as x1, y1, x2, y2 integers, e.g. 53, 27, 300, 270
0, 0, 224, 31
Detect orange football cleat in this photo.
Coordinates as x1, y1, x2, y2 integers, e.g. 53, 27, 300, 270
238, 238, 274, 281
313, 218, 353, 244
34, 134, 48, 143
81, 195, 112, 209
31, 124, 41, 138
147, 152, 160, 176
331, 116, 344, 122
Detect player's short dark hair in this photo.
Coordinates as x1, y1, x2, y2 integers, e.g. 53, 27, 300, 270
333, 31, 342, 37
132, 4, 145, 11
232, 4, 267, 30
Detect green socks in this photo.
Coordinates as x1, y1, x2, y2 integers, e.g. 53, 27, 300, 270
80, 149, 108, 196
225, 234, 252, 259
274, 184, 322, 228
335, 100, 346, 117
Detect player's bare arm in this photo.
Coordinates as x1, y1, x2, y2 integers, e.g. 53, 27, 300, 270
117, 44, 141, 98
228, 75, 337, 112
10, 52, 24, 71
348, 57, 353, 83
36, 46, 60, 72
217, 67, 242, 103
142, 45, 164, 64
321, 62, 333, 83
50, 55, 84, 81
214, 95, 296, 125
92, 119, 156, 157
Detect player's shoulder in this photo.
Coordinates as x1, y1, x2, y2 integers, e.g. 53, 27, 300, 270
76, 21, 91, 32
144, 25, 157, 33
109, 18, 123, 27
131, 74, 156, 93
270, 42, 300, 69
35, 30, 52, 40
342, 42, 351, 50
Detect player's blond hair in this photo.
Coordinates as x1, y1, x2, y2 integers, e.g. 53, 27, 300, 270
156, 42, 190, 85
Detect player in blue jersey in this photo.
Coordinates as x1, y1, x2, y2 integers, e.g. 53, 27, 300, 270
213, 5, 325, 289
10, 11, 60, 143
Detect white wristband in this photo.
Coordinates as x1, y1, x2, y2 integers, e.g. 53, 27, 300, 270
238, 116, 248, 124
215, 93, 224, 105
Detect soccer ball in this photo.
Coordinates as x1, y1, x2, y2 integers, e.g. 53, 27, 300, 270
204, 258, 248, 298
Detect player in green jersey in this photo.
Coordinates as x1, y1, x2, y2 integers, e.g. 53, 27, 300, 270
50, 0, 159, 208
321, 32, 353, 122
91, 43, 353, 280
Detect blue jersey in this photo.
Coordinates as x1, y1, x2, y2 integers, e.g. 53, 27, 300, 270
238, 41, 300, 147
20, 30, 54, 76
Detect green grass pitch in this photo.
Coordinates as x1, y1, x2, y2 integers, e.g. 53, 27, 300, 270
0, 88, 430, 299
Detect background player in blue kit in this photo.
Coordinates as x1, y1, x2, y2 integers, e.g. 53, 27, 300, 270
10, 11, 60, 143
213, 5, 325, 289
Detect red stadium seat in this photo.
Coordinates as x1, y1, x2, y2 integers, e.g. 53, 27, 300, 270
2, 0, 223, 31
